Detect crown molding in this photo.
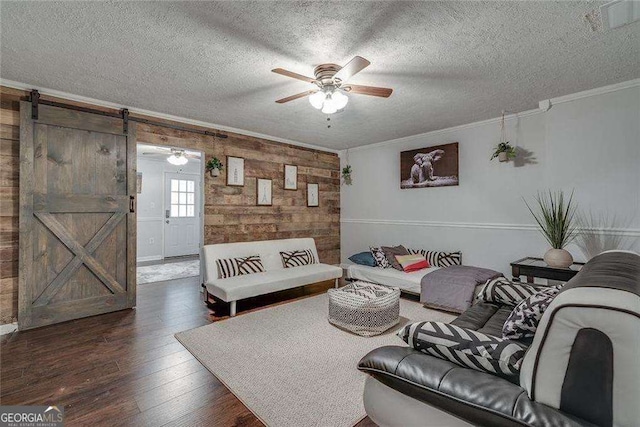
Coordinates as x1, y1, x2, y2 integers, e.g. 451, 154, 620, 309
542, 78, 640, 107
340, 218, 640, 236
343, 78, 640, 155
0, 79, 339, 154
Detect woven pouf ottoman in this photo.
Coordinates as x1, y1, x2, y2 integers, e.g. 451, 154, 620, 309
328, 281, 401, 337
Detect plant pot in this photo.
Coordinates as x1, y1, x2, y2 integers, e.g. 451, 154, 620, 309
209, 168, 220, 177
343, 175, 352, 185
498, 152, 508, 162
544, 248, 573, 268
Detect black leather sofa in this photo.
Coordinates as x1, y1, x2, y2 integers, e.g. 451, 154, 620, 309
358, 251, 640, 427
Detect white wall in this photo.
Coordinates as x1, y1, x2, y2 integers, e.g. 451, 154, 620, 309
340, 83, 640, 276
137, 156, 202, 261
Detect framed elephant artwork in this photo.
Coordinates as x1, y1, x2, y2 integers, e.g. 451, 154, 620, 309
400, 142, 459, 189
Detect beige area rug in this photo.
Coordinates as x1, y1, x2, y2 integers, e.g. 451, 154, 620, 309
175, 293, 455, 427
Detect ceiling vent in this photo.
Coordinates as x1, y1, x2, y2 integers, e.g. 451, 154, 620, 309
600, 0, 640, 30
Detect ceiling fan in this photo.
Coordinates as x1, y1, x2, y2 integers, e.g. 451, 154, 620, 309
141, 147, 199, 166
272, 56, 393, 114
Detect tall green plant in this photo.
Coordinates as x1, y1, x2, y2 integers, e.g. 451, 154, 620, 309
524, 190, 578, 249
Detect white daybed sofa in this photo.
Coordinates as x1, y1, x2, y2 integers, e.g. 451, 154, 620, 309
342, 262, 440, 295
202, 238, 342, 316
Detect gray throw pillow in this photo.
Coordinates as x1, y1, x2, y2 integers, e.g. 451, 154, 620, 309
381, 245, 409, 271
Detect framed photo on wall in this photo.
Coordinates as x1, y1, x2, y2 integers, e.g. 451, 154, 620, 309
307, 183, 319, 207
400, 142, 459, 189
257, 178, 273, 206
226, 156, 245, 186
284, 164, 298, 190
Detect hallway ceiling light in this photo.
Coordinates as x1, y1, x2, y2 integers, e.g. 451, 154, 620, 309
167, 149, 188, 165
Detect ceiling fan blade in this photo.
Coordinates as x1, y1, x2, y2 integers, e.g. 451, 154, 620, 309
275, 90, 318, 104
272, 68, 316, 83
334, 56, 371, 82
343, 84, 393, 98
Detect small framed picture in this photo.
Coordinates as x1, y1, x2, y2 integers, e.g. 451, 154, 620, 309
226, 156, 245, 186
284, 164, 298, 190
307, 183, 319, 207
257, 178, 273, 206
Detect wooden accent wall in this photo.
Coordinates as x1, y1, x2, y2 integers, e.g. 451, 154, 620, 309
0, 86, 340, 325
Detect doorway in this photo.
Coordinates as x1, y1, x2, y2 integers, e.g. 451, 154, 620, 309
136, 144, 203, 283
164, 172, 200, 257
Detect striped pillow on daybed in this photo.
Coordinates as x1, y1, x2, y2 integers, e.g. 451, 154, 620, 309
280, 249, 317, 268
216, 255, 265, 279
394, 254, 429, 272
408, 249, 462, 267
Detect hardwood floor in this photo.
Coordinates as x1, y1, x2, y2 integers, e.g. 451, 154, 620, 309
0, 277, 377, 426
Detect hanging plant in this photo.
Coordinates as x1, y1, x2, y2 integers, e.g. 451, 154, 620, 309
342, 165, 353, 185
491, 142, 517, 162
206, 157, 224, 177
491, 111, 517, 162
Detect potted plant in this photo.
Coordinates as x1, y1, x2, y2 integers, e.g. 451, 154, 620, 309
491, 142, 517, 162
524, 190, 578, 268
206, 157, 223, 177
342, 165, 352, 185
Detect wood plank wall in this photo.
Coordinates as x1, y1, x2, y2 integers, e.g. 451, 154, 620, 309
0, 86, 340, 325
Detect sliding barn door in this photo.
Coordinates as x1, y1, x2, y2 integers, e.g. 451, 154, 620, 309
18, 101, 137, 330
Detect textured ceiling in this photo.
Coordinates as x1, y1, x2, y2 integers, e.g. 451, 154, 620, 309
1, 1, 638, 149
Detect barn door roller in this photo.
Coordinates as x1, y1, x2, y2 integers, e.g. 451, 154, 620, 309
30, 90, 40, 120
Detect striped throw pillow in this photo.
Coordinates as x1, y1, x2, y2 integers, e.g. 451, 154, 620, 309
216, 255, 265, 279
398, 321, 526, 378
280, 249, 316, 268
394, 254, 429, 272
476, 278, 539, 306
407, 249, 462, 267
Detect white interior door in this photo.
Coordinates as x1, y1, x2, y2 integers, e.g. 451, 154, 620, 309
164, 172, 200, 257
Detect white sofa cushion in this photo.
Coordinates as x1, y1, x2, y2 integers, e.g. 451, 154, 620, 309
206, 263, 342, 302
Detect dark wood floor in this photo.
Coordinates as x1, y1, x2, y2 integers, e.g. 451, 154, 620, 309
0, 277, 377, 426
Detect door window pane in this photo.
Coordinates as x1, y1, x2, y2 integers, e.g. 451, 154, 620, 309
169, 178, 196, 218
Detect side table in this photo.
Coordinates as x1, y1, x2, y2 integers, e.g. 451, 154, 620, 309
511, 257, 584, 284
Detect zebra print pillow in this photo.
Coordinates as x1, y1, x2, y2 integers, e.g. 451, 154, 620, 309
280, 249, 317, 268
216, 255, 265, 279
476, 278, 539, 306
370, 247, 390, 269
502, 286, 562, 340
407, 249, 462, 267
398, 321, 526, 378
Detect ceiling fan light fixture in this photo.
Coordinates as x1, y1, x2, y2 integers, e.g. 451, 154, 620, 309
332, 90, 349, 110
321, 94, 338, 114
167, 151, 188, 166
309, 91, 325, 109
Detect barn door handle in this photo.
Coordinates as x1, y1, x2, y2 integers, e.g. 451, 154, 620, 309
129, 195, 136, 213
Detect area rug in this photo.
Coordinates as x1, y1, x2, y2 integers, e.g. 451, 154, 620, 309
175, 293, 455, 427
137, 260, 199, 284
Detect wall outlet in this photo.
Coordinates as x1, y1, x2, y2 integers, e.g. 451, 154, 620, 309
149, 238, 155, 244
